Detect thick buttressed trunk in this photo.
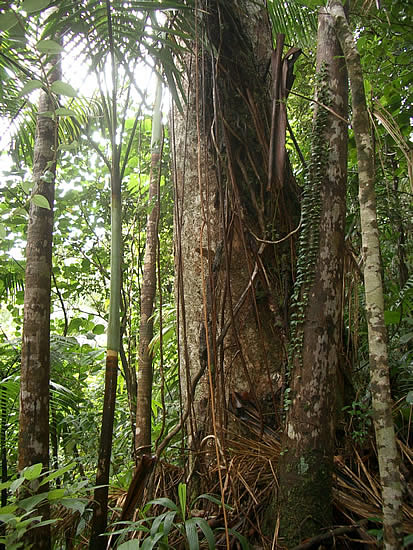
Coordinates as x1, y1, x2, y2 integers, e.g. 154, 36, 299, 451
18, 59, 60, 550
173, 0, 299, 492
278, 6, 348, 546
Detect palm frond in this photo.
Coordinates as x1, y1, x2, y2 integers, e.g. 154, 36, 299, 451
267, 0, 318, 49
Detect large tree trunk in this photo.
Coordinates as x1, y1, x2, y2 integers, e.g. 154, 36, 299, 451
18, 59, 60, 550
135, 76, 163, 455
173, 0, 299, 522
329, 2, 403, 548
277, 6, 348, 546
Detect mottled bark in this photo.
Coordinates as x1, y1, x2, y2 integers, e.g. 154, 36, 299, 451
135, 78, 162, 454
278, 7, 348, 546
329, 3, 403, 548
18, 59, 60, 550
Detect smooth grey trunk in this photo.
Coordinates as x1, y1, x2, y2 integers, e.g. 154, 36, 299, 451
329, 2, 403, 548
278, 6, 348, 546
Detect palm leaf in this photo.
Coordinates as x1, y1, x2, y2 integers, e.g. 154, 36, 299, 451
267, 0, 318, 48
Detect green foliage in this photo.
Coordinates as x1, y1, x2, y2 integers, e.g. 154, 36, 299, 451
267, 0, 317, 48
110, 483, 248, 550
342, 398, 373, 445
0, 462, 89, 549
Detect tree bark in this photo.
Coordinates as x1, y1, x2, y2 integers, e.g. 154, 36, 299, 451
329, 3, 403, 549
173, 0, 299, 522
278, 6, 348, 546
18, 58, 60, 550
135, 77, 163, 455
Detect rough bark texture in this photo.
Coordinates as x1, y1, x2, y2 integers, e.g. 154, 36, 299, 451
135, 79, 162, 455
18, 60, 60, 550
330, 2, 403, 548
173, 0, 299, 502
278, 7, 348, 546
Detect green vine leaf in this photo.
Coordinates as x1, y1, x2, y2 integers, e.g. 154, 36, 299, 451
32, 194, 51, 210
36, 39, 63, 54
0, 11, 19, 31
22, 0, 50, 13
19, 80, 43, 96
50, 80, 77, 97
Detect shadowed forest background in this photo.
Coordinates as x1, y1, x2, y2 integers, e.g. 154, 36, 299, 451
0, 1, 412, 549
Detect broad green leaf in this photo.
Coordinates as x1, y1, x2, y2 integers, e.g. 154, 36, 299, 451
60, 498, 87, 515
185, 518, 199, 550
19, 493, 47, 512
0, 224, 6, 239
38, 111, 54, 118
32, 194, 51, 210
0, 12, 19, 31
162, 510, 177, 537
118, 542, 140, 550
150, 511, 171, 537
40, 462, 75, 485
23, 462, 42, 480
20, 80, 43, 96
0, 505, 17, 515
193, 517, 215, 550
148, 497, 178, 512
22, 0, 50, 13
55, 108, 77, 117
47, 488, 65, 500
12, 207, 28, 219
141, 532, 164, 550
406, 391, 413, 406
92, 324, 105, 335
384, 310, 401, 325
36, 39, 63, 54
0, 513, 16, 523
21, 181, 33, 194
50, 80, 77, 98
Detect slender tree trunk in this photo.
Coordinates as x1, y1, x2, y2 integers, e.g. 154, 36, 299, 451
278, 6, 348, 546
18, 57, 60, 550
135, 76, 163, 455
329, 3, 403, 548
89, 157, 121, 550
89, 7, 122, 544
